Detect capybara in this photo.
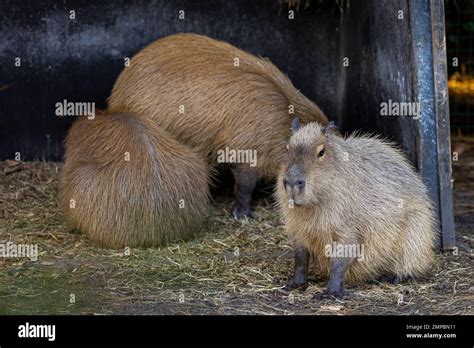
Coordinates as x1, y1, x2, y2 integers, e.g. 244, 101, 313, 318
276, 119, 437, 298
108, 33, 328, 219
59, 111, 210, 248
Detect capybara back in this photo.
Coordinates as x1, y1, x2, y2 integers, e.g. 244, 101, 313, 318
108, 33, 328, 218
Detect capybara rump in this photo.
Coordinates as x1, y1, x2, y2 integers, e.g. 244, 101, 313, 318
60, 111, 210, 248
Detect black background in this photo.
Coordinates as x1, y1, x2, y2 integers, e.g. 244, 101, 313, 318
0, 315, 471, 345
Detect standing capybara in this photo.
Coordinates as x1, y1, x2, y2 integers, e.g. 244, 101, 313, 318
276, 119, 437, 298
59, 111, 210, 248
108, 33, 328, 219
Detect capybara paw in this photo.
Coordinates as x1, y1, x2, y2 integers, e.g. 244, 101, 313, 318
231, 202, 254, 220
284, 278, 308, 291
315, 287, 348, 300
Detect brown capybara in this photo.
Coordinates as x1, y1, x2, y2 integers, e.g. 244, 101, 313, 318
59, 111, 210, 248
276, 119, 437, 298
108, 33, 328, 219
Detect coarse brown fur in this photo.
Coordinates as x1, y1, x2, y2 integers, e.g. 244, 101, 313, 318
108, 33, 328, 217
276, 122, 437, 289
59, 111, 210, 248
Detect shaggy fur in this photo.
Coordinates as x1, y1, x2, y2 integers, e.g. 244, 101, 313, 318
59, 111, 210, 248
276, 122, 437, 284
108, 33, 328, 181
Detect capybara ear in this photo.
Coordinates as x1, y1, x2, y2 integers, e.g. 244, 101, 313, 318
291, 117, 301, 131
322, 121, 338, 135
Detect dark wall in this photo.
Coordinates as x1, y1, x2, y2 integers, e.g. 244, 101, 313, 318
339, 0, 419, 165
0, 0, 444, 167
0, 0, 340, 161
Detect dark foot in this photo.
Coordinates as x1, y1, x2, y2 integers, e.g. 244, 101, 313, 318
318, 256, 353, 300
284, 244, 309, 291
230, 166, 257, 220
231, 201, 254, 219
284, 278, 308, 291
315, 287, 348, 300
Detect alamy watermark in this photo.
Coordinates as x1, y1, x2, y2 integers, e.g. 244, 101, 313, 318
55, 99, 95, 119
18, 322, 55, 341
217, 147, 257, 167
325, 242, 365, 261
0, 242, 38, 261
380, 99, 420, 120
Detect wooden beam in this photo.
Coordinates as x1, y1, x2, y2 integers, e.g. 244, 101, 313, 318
431, 0, 456, 249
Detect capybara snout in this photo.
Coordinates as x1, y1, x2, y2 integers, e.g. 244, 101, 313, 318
282, 164, 306, 205
283, 164, 306, 189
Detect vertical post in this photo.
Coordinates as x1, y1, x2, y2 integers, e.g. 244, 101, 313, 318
409, 0, 455, 250
431, 0, 456, 249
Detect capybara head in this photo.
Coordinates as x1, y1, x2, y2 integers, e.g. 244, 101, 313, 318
280, 118, 339, 206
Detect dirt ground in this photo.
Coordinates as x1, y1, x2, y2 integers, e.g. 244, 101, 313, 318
0, 148, 472, 315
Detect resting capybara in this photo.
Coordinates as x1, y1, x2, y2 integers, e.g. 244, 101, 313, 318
59, 111, 210, 248
276, 119, 436, 298
108, 33, 328, 219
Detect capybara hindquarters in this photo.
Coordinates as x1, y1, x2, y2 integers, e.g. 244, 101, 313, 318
60, 112, 210, 248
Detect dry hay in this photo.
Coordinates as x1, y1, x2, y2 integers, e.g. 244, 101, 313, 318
0, 156, 472, 315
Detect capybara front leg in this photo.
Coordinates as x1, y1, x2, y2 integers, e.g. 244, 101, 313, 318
285, 244, 309, 290
318, 257, 353, 299
230, 166, 257, 219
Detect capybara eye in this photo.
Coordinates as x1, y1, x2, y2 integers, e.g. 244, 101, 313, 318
317, 147, 325, 158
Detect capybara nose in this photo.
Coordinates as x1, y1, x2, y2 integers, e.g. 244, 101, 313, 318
295, 179, 305, 189
284, 176, 305, 190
